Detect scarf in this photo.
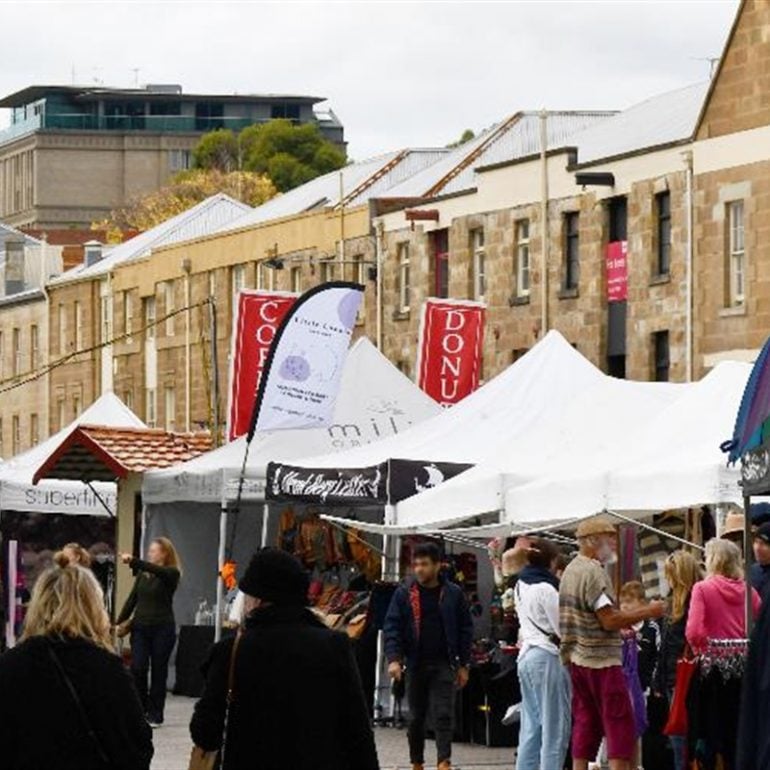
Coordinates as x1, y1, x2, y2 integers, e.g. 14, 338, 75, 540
517, 564, 559, 590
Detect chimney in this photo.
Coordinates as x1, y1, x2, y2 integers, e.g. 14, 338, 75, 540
4, 234, 25, 295
84, 240, 103, 268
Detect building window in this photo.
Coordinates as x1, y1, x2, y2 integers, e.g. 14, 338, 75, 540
58, 398, 66, 430
100, 296, 112, 345
352, 255, 366, 322
512, 348, 529, 363
471, 229, 486, 302
30, 324, 38, 370
73, 393, 82, 418
319, 259, 336, 284
144, 296, 156, 340
564, 212, 580, 291
123, 390, 134, 411
397, 243, 411, 312
11, 415, 20, 455
727, 200, 745, 307
432, 230, 449, 299
58, 303, 67, 354
208, 270, 217, 297
290, 266, 302, 294
164, 282, 176, 336
12, 328, 20, 377
30, 413, 39, 445
656, 192, 672, 276
232, 264, 246, 296
515, 220, 531, 297
168, 149, 191, 172
146, 388, 157, 428
74, 301, 83, 350
123, 292, 133, 340
164, 386, 176, 431
653, 330, 670, 382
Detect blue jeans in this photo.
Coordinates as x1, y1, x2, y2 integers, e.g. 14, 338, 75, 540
516, 646, 571, 770
131, 622, 176, 723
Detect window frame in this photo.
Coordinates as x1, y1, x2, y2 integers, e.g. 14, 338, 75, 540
146, 388, 157, 428
144, 296, 156, 340
11, 327, 20, 377
471, 228, 486, 302
432, 229, 449, 299
515, 219, 531, 298
656, 191, 672, 277
727, 200, 746, 308
397, 242, 411, 313
164, 386, 176, 432
30, 324, 38, 369
564, 212, 580, 291
653, 330, 670, 382
164, 281, 176, 337
290, 266, 302, 294
74, 300, 83, 350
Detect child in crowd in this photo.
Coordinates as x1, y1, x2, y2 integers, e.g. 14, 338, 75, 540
592, 581, 661, 770
619, 581, 661, 770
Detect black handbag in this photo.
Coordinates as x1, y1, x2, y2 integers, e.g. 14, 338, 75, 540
46, 640, 112, 766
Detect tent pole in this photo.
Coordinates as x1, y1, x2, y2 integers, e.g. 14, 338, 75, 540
215, 504, 227, 643
374, 502, 395, 719
260, 501, 270, 549
744, 494, 754, 635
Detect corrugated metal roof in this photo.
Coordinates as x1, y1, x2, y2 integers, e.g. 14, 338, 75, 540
218, 149, 448, 232
573, 82, 709, 166
51, 193, 252, 285
383, 111, 613, 199
441, 111, 613, 195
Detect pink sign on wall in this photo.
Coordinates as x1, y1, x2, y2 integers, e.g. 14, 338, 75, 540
606, 240, 628, 303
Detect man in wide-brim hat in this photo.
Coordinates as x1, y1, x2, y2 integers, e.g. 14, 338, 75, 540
559, 516, 665, 770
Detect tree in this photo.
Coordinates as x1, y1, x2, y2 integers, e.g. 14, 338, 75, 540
447, 128, 476, 148
192, 119, 347, 193
92, 169, 276, 239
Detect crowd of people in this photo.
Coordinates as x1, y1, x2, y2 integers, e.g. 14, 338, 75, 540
0, 516, 767, 770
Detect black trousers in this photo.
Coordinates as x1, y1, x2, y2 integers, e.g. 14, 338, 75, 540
131, 622, 177, 722
407, 661, 456, 764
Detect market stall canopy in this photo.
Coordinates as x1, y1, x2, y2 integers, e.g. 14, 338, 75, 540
141, 337, 440, 505
272, 332, 614, 519
0, 393, 144, 516
504, 360, 751, 526
32, 426, 212, 484
395, 362, 685, 528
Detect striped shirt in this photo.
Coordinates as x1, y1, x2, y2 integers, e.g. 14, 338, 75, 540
559, 554, 622, 669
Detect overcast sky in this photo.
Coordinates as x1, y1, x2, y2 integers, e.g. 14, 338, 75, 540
0, 1, 739, 159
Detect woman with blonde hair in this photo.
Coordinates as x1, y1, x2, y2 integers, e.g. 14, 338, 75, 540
117, 536, 181, 727
0, 562, 152, 769
686, 539, 761, 770
654, 550, 703, 770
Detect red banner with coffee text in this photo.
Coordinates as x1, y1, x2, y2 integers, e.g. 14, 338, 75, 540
606, 240, 628, 303
416, 299, 485, 407
227, 290, 297, 440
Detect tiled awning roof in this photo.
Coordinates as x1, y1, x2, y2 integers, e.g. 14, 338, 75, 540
32, 425, 212, 484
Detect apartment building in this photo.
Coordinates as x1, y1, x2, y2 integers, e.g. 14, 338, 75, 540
0, 224, 63, 455
0, 84, 345, 228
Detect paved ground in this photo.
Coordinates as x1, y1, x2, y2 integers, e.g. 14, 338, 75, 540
152, 695, 515, 770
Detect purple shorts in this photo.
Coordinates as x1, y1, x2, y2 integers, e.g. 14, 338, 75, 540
570, 663, 636, 761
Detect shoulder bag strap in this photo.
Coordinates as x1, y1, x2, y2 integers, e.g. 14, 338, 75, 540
219, 630, 243, 767
46, 641, 111, 766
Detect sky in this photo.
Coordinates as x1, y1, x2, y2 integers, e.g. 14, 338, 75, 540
0, 1, 740, 160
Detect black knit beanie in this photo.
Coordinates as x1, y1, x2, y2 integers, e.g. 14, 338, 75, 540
239, 548, 309, 606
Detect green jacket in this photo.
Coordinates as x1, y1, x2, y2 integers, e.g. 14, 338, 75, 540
117, 558, 180, 626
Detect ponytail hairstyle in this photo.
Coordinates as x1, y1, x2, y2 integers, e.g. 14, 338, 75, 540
22, 563, 113, 651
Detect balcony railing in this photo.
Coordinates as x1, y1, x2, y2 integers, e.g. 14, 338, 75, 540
0, 113, 274, 144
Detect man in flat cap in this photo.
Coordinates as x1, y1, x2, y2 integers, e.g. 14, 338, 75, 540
559, 516, 665, 770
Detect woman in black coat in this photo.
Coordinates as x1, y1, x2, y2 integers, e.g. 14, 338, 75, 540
190, 549, 379, 770
0, 558, 152, 770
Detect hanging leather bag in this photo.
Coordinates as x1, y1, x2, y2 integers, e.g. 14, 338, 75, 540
663, 646, 697, 736
188, 631, 243, 770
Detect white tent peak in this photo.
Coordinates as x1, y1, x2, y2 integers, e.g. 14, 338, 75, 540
142, 336, 440, 504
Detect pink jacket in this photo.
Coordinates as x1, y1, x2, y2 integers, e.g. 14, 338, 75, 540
685, 575, 761, 652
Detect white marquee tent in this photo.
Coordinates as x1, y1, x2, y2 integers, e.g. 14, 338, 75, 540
474, 360, 750, 530
292, 332, 685, 530
0, 393, 145, 516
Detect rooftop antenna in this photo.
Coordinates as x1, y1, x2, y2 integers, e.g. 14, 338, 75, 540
131, 68, 140, 87
692, 56, 720, 79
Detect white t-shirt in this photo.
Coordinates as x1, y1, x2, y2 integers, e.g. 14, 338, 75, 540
515, 580, 561, 658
